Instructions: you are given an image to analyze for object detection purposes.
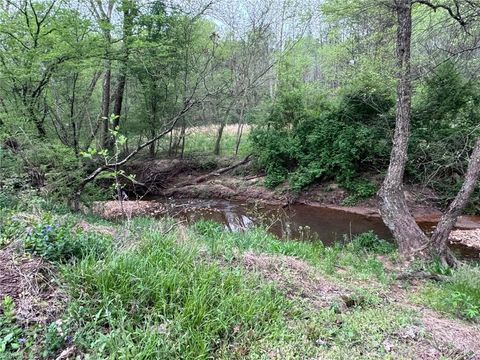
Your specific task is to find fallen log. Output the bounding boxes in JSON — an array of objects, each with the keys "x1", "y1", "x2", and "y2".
[{"x1": 174, "y1": 154, "x2": 252, "y2": 188}]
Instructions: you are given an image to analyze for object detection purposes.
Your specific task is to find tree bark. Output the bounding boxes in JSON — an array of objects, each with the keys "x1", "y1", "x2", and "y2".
[
  {"x1": 379, "y1": 0, "x2": 430, "y2": 259},
  {"x1": 110, "y1": 0, "x2": 135, "y2": 133},
  {"x1": 101, "y1": 66, "x2": 111, "y2": 148},
  {"x1": 112, "y1": 74, "x2": 126, "y2": 130},
  {"x1": 31, "y1": 107, "x2": 47, "y2": 138},
  {"x1": 214, "y1": 122, "x2": 225, "y2": 155},
  {"x1": 430, "y1": 139, "x2": 480, "y2": 265}
]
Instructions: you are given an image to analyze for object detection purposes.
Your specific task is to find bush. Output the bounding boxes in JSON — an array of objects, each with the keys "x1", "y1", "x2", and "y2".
[
  {"x1": 341, "y1": 180, "x2": 378, "y2": 205},
  {"x1": 351, "y1": 231, "x2": 395, "y2": 254},
  {"x1": 23, "y1": 213, "x2": 112, "y2": 263},
  {"x1": 250, "y1": 78, "x2": 393, "y2": 192},
  {"x1": 409, "y1": 61, "x2": 480, "y2": 210}
]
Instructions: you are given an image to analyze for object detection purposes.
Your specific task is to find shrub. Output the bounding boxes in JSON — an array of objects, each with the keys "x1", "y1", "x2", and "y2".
[
  {"x1": 23, "y1": 213, "x2": 112, "y2": 263},
  {"x1": 351, "y1": 231, "x2": 395, "y2": 254},
  {"x1": 250, "y1": 78, "x2": 393, "y2": 192},
  {"x1": 409, "y1": 61, "x2": 480, "y2": 209},
  {"x1": 341, "y1": 180, "x2": 378, "y2": 205}
]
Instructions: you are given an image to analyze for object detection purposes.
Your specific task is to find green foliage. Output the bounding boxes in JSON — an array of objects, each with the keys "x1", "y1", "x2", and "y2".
[
  {"x1": 410, "y1": 61, "x2": 480, "y2": 209},
  {"x1": 0, "y1": 295, "x2": 72, "y2": 359},
  {"x1": 251, "y1": 77, "x2": 393, "y2": 192},
  {"x1": 419, "y1": 266, "x2": 480, "y2": 322},
  {"x1": 64, "y1": 226, "x2": 290, "y2": 359},
  {"x1": 0, "y1": 296, "x2": 24, "y2": 355},
  {"x1": 23, "y1": 213, "x2": 112, "y2": 263},
  {"x1": 341, "y1": 180, "x2": 378, "y2": 205},
  {"x1": 192, "y1": 220, "x2": 393, "y2": 283},
  {"x1": 0, "y1": 146, "x2": 29, "y2": 210},
  {"x1": 350, "y1": 231, "x2": 395, "y2": 254}
]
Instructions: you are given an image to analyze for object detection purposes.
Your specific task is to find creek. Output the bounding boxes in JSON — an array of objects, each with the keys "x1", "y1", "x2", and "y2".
[{"x1": 151, "y1": 197, "x2": 480, "y2": 259}]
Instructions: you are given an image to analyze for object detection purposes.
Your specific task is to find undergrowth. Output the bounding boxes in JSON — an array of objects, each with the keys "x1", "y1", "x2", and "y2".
[
  {"x1": 418, "y1": 266, "x2": 480, "y2": 322},
  {"x1": 1, "y1": 206, "x2": 480, "y2": 358}
]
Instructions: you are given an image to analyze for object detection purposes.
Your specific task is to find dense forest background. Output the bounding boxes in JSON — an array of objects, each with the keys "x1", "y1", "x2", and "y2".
[{"x1": 0, "y1": 0, "x2": 479, "y2": 209}]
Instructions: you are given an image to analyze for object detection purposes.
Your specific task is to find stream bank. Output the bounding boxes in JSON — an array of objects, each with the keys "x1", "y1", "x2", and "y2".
[{"x1": 87, "y1": 158, "x2": 480, "y2": 258}]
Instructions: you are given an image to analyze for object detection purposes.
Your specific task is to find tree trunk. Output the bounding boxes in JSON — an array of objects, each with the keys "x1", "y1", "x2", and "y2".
[
  {"x1": 33, "y1": 112, "x2": 47, "y2": 138},
  {"x1": 168, "y1": 130, "x2": 173, "y2": 156},
  {"x1": 70, "y1": 73, "x2": 79, "y2": 157},
  {"x1": 235, "y1": 123, "x2": 244, "y2": 156},
  {"x1": 149, "y1": 128, "x2": 156, "y2": 157},
  {"x1": 234, "y1": 102, "x2": 246, "y2": 156},
  {"x1": 180, "y1": 121, "x2": 186, "y2": 159},
  {"x1": 110, "y1": 0, "x2": 134, "y2": 133},
  {"x1": 101, "y1": 66, "x2": 111, "y2": 148},
  {"x1": 214, "y1": 122, "x2": 225, "y2": 156},
  {"x1": 379, "y1": 0, "x2": 429, "y2": 259},
  {"x1": 430, "y1": 139, "x2": 480, "y2": 265},
  {"x1": 112, "y1": 74, "x2": 126, "y2": 130}
]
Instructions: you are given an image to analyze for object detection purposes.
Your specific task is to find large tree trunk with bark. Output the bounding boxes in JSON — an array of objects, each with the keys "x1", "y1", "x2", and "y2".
[
  {"x1": 379, "y1": 0, "x2": 430, "y2": 259},
  {"x1": 380, "y1": 0, "x2": 480, "y2": 265}
]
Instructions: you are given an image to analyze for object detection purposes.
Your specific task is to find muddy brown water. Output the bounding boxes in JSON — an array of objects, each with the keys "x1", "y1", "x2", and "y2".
[{"x1": 151, "y1": 198, "x2": 479, "y2": 259}]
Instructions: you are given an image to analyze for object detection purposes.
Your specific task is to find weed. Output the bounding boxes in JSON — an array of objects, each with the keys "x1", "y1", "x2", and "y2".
[
  {"x1": 23, "y1": 213, "x2": 113, "y2": 263},
  {"x1": 351, "y1": 231, "x2": 395, "y2": 254},
  {"x1": 418, "y1": 266, "x2": 480, "y2": 322},
  {"x1": 192, "y1": 221, "x2": 393, "y2": 283},
  {"x1": 0, "y1": 296, "x2": 23, "y2": 354}
]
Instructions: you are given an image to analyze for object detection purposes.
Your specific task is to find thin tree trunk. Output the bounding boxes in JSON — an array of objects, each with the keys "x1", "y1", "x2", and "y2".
[
  {"x1": 234, "y1": 102, "x2": 246, "y2": 156},
  {"x1": 31, "y1": 107, "x2": 47, "y2": 138},
  {"x1": 235, "y1": 123, "x2": 244, "y2": 156},
  {"x1": 101, "y1": 66, "x2": 111, "y2": 148},
  {"x1": 430, "y1": 139, "x2": 480, "y2": 265},
  {"x1": 112, "y1": 74, "x2": 126, "y2": 130},
  {"x1": 149, "y1": 128, "x2": 156, "y2": 157},
  {"x1": 110, "y1": 0, "x2": 134, "y2": 132},
  {"x1": 168, "y1": 131, "x2": 173, "y2": 156},
  {"x1": 70, "y1": 73, "x2": 79, "y2": 157},
  {"x1": 379, "y1": 0, "x2": 429, "y2": 259},
  {"x1": 180, "y1": 120, "x2": 186, "y2": 159},
  {"x1": 214, "y1": 122, "x2": 225, "y2": 156}
]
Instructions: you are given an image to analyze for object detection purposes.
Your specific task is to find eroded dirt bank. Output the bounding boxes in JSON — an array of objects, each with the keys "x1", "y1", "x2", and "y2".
[{"x1": 122, "y1": 158, "x2": 429, "y2": 207}]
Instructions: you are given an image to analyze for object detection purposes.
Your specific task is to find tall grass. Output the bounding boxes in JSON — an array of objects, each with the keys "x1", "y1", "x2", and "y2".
[
  {"x1": 5, "y1": 210, "x2": 479, "y2": 358},
  {"x1": 63, "y1": 224, "x2": 296, "y2": 358},
  {"x1": 192, "y1": 220, "x2": 394, "y2": 283},
  {"x1": 153, "y1": 125, "x2": 251, "y2": 158}
]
